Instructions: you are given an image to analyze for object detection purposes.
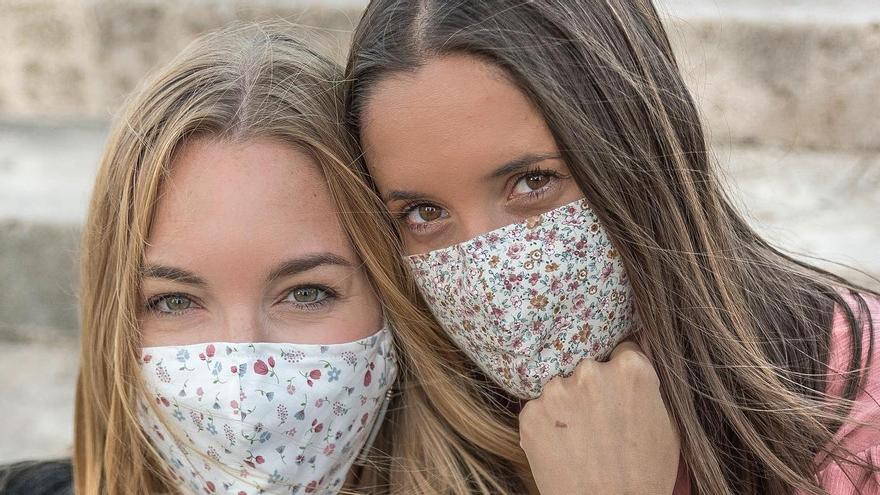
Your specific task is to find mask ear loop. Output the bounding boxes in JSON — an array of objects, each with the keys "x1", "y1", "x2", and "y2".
[{"x1": 355, "y1": 385, "x2": 395, "y2": 466}]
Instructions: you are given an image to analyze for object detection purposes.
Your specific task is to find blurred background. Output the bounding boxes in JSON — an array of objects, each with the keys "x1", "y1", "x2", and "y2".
[{"x1": 0, "y1": 0, "x2": 878, "y2": 464}]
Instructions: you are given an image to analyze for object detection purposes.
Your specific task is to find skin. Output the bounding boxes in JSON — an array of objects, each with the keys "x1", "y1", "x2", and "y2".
[
  {"x1": 140, "y1": 137, "x2": 383, "y2": 347},
  {"x1": 361, "y1": 54, "x2": 583, "y2": 255},
  {"x1": 361, "y1": 55, "x2": 680, "y2": 494}
]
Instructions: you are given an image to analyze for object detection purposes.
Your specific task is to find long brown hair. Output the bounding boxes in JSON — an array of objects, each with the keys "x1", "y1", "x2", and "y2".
[
  {"x1": 74, "y1": 21, "x2": 523, "y2": 494},
  {"x1": 343, "y1": 1, "x2": 878, "y2": 494}
]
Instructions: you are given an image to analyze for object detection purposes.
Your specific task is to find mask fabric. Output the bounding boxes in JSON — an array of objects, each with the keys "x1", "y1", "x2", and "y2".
[
  {"x1": 137, "y1": 326, "x2": 397, "y2": 495},
  {"x1": 406, "y1": 198, "x2": 636, "y2": 399}
]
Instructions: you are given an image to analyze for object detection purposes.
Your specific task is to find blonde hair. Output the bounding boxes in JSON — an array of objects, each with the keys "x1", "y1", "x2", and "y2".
[{"x1": 74, "y1": 22, "x2": 525, "y2": 494}]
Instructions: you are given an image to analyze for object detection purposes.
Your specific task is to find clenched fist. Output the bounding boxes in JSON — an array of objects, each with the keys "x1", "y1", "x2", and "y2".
[{"x1": 519, "y1": 341, "x2": 680, "y2": 495}]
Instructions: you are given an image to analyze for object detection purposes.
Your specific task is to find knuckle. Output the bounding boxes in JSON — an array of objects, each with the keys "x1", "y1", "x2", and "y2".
[
  {"x1": 542, "y1": 375, "x2": 566, "y2": 398},
  {"x1": 572, "y1": 362, "x2": 599, "y2": 391},
  {"x1": 615, "y1": 348, "x2": 648, "y2": 372},
  {"x1": 519, "y1": 400, "x2": 538, "y2": 425},
  {"x1": 573, "y1": 358, "x2": 599, "y2": 382}
]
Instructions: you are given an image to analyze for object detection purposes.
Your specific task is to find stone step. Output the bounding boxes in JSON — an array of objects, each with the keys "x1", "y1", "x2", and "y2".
[
  {"x1": 0, "y1": 0, "x2": 877, "y2": 150},
  {"x1": 0, "y1": 341, "x2": 78, "y2": 464}
]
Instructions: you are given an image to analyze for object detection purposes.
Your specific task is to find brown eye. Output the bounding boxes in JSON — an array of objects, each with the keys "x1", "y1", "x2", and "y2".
[
  {"x1": 404, "y1": 203, "x2": 449, "y2": 227},
  {"x1": 514, "y1": 173, "x2": 552, "y2": 194},
  {"x1": 526, "y1": 174, "x2": 551, "y2": 190},
  {"x1": 418, "y1": 205, "x2": 443, "y2": 222}
]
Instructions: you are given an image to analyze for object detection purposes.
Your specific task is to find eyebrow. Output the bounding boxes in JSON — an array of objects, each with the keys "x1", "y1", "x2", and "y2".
[
  {"x1": 486, "y1": 153, "x2": 562, "y2": 180},
  {"x1": 142, "y1": 253, "x2": 352, "y2": 288},
  {"x1": 382, "y1": 153, "x2": 562, "y2": 203},
  {"x1": 142, "y1": 265, "x2": 207, "y2": 287},
  {"x1": 265, "y1": 253, "x2": 353, "y2": 283}
]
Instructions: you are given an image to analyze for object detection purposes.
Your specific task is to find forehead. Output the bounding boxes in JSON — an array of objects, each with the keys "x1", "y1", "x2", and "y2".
[
  {"x1": 146, "y1": 137, "x2": 351, "y2": 265},
  {"x1": 360, "y1": 54, "x2": 555, "y2": 181}
]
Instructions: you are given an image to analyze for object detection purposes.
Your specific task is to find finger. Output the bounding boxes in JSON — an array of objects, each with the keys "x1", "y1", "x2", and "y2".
[
  {"x1": 609, "y1": 339, "x2": 661, "y2": 388},
  {"x1": 608, "y1": 339, "x2": 646, "y2": 361}
]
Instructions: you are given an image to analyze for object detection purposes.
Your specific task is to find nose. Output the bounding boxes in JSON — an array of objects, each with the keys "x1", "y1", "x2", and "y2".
[
  {"x1": 457, "y1": 207, "x2": 519, "y2": 244},
  {"x1": 220, "y1": 304, "x2": 268, "y2": 343}
]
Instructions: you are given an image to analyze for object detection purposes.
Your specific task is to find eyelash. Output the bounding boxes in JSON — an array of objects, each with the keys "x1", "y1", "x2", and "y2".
[
  {"x1": 395, "y1": 167, "x2": 562, "y2": 230},
  {"x1": 146, "y1": 293, "x2": 199, "y2": 318},
  {"x1": 281, "y1": 285, "x2": 338, "y2": 312},
  {"x1": 145, "y1": 285, "x2": 339, "y2": 317},
  {"x1": 510, "y1": 167, "x2": 561, "y2": 201}
]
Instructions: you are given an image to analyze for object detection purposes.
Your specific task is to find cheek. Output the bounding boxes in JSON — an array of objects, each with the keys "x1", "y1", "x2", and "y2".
[
  {"x1": 139, "y1": 316, "x2": 215, "y2": 347},
  {"x1": 560, "y1": 176, "x2": 586, "y2": 203},
  {"x1": 339, "y1": 280, "x2": 384, "y2": 339}
]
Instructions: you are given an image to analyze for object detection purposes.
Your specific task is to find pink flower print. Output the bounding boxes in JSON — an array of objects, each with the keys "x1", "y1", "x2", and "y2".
[
  {"x1": 324, "y1": 443, "x2": 336, "y2": 455},
  {"x1": 528, "y1": 272, "x2": 540, "y2": 286},
  {"x1": 206, "y1": 344, "x2": 215, "y2": 358},
  {"x1": 364, "y1": 362, "x2": 375, "y2": 387},
  {"x1": 305, "y1": 481, "x2": 318, "y2": 493},
  {"x1": 305, "y1": 369, "x2": 321, "y2": 387},
  {"x1": 230, "y1": 365, "x2": 237, "y2": 374},
  {"x1": 311, "y1": 419, "x2": 324, "y2": 433},
  {"x1": 254, "y1": 360, "x2": 269, "y2": 375},
  {"x1": 506, "y1": 243, "x2": 524, "y2": 259},
  {"x1": 268, "y1": 356, "x2": 275, "y2": 368},
  {"x1": 196, "y1": 387, "x2": 204, "y2": 398},
  {"x1": 315, "y1": 398, "x2": 324, "y2": 408},
  {"x1": 159, "y1": 396, "x2": 170, "y2": 407},
  {"x1": 561, "y1": 351, "x2": 574, "y2": 366},
  {"x1": 286, "y1": 383, "x2": 296, "y2": 395},
  {"x1": 142, "y1": 354, "x2": 152, "y2": 363},
  {"x1": 204, "y1": 480, "x2": 216, "y2": 493}
]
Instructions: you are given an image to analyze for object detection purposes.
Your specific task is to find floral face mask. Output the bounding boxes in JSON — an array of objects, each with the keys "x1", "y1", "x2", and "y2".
[
  {"x1": 406, "y1": 198, "x2": 636, "y2": 399},
  {"x1": 137, "y1": 326, "x2": 397, "y2": 495}
]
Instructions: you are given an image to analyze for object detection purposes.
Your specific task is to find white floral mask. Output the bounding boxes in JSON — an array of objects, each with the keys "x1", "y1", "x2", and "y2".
[
  {"x1": 137, "y1": 326, "x2": 397, "y2": 495},
  {"x1": 406, "y1": 199, "x2": 636, "y2": 399}
]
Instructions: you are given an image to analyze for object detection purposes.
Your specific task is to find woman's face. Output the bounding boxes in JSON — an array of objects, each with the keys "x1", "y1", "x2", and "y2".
[
  {"x1": 140, "y1": 137, "x2": 382, "y2": 347},
  {"x1": 360, "y1": 54, "x2": 583, "y2": 255}
]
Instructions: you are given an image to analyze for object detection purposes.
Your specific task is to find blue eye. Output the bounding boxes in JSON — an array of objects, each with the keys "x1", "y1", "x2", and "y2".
[
  {"x1": 286, "y1": 287, "x2": 328, "y2": 303},
  {"x1": 148, "y1": 294, "x2": 196, "y2": 315},
  {"x1": 282, "y1": 286, "x2": 336, "y2": 311}
]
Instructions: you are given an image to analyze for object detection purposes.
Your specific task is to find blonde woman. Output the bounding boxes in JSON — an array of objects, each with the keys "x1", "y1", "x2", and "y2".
[
  {"x1": 0, "y1": 24, "x2": 531, "y2": 494},
  {"x1": 343, "y1": 0, "x2": 880, "y2": 494}
]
